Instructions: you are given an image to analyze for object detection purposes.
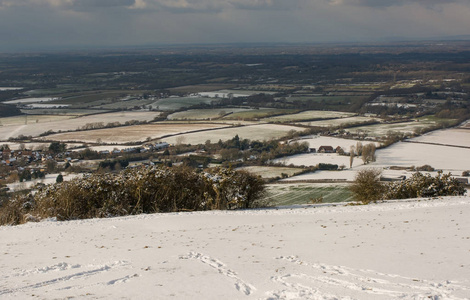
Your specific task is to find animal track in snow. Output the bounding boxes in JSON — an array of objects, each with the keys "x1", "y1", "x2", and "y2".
[
  {"x1": 1, "y1": 262, "x2": 81, "y2": 280},
  {"x1": 106, "y1": 273, "x2": 140, "y2": 285},
  {"x1": 179, "y1": 251, "x2": 256, "y2": 295},
  {"x1": 267, "y1": 255, "x2": 470, "y2": 299},
  {"x1": 0, "y1": 261, "x2": 130, "y2": 296}
]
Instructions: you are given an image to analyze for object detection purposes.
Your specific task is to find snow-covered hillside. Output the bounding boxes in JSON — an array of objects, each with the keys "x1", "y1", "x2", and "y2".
[{"x1": 1, "y1": 197, "x2": 470, "y2": 299}]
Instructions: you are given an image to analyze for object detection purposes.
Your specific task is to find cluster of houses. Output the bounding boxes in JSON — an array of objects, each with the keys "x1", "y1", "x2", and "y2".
[
  {"x1": 1, "y1": 142, "x2": 171, "y2": 168},
  {"x1": 98, "y1": 142, "x2": 170, "y2": 156},
  {"x1": 309, "y1": 145, "x2": 345, "y2": 154},
  {"x1": 1, "y1": 148, "x2": 48, "y2": 166},
  {"x1": 0, "y1": 141, "x2": 173, "y2": 183}
]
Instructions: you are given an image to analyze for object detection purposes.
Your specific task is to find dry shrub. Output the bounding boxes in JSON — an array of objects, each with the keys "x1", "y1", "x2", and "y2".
[
  {"x1": 350, "y1": 169, "x2": 466, "y2": 204},
  {"x1": 350, "y1": 168, "x2": 384, "y2": 204},
  {"x1": 383, "y1": 171, "x2": 466, "y2": 200},
  {"x1": 1, "y1": 166, "x2": 266, "y2": 225},
  {"x1": 0, "y1": 195, "x2": 34, "y2": 226}
]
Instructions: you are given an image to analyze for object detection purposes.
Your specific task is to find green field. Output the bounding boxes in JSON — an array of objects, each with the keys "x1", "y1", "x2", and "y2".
[
  {"x1": 242, "y1": 84, "x2": 298, "y2": 91},
  {"x1": 151, "y1": 97, "x2": 217, "y2": 111},
  {"x1": 280, "y1": 95, "x2": 369, "y2": 111},
  {"x1": 94, "y1": 99, "x2": 154, "y2": 110},
  {"x1": 170, "y1": 108, "x2": 300, "y2": 121},
  {"x1": 167, "y1": 84, "x2": 238, "y2": 94},
  {"x1": 295, "y1": 116, "x2": 378, "y2": 127},
  {"x1": 416, "y1": 115, "x2": 458, "y2": 124},
  {"x1": 265, "y1": 183, "x2": 354, "y2": 206},
  {"x1": 323, "y1": 84, "x2": 386, "y2": 91},
  {"x1": 285, "y1": 95, "x2": 368, "y2": 103},
  {"x1": 224, "y1": 108, "x2": 298, "y2": 120},
  {"x1": 21, "y1": 109, "x2": 110, "y2": 116},
  {"x1": 24, "y1": 84, "x2": 92, "y2": 96},
  {"x1": 0, "y1": 114, "x2": 73, "y2": 126},
  {"x1": 168, "y1": 108, "x2": 252, "y2": 120},
  {"x1": 52, "y1": 90, "x2": 150, "y2": 107},
  {"x1": 264, "y1": 110, "x2": 355, "y2": 123},
  {"x1": 349, "y1": 116, "x2": 458, "y2": 137}
]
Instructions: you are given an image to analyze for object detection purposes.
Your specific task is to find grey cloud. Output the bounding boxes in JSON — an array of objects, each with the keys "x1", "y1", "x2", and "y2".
[
  {"x1": 0, "y1": 0, "x2": 302, "y2": 12},
  {"x1": 68, "y1": 0, "x2": 136, "y2": 8},
  {"x1": 228, "y1": 0, "x2": 274, "y2": 10},
  {"x1": 1, "y1": 0, "x2": 470, "y2": 52},
  {"x1": 135, "y1": 0, "x2": 303, "y2": 13},
  {"x1": 229, "y1": 0, "x2": 303, "y2": 11},
  {"x1": 328, "y1": 0, "x2": 467, "y2": 8},
  {"x1": 0, "y1": 0, "x2": 136, "y2": 9},
  {"x1": 151, "y1": 0, "x2": 224, "y2": 13}
]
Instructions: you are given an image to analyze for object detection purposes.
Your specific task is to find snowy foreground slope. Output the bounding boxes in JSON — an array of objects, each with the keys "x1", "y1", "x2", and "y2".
[{"x1": 1, "y1": 197, "x2": 470, "y2": 299}]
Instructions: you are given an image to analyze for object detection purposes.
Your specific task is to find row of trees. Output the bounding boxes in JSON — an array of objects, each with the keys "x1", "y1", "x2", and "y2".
[{"x1": 349, "y1": 142, "x2": 377, "y2": 168}]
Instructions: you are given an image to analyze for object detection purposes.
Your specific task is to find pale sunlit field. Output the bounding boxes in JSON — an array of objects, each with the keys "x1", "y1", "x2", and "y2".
[
  {"x1": 40, "y1": 123, "x2": 230, "y2": 144},
  {"x1": 0, "y1": 111, "x2": 161, "y2": 140},
  {"x1": 163, "y1": 124, "x2": 305, "y2": 145}
]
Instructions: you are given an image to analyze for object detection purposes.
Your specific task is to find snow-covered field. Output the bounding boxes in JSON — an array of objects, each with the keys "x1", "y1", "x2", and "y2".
[
  {"x1": 41, "y1": 123, "x2": 229, "y2": 144},
  {"x1": 347, "y1": 121, "x2": 437, "y2": 137},
  {"x1": 279, "y1": 130, "x2": 470, "y2": 181},
  {"x1": 281, "y1": 168, "x2": 439, "y2": 182},
  {"x1": 164, "y1": 124, "x2": 304, "y2": 145},
  {"x1": 26, "y1": 104, "x2": 70, "y2": 108},
  {"x1": 236, "y1": 166, "x2": 304, "y2": 179},
  {"x1": 6, "y1": 173, "x2": 82, "y2": 192},
  {"x1": 412, "y1": 128, "x2": 470, "y2": 148},
  {"x1": 0, "y1": 87, "x2": 22, "y2": 91},
  {"x1": 198, "y1": 90, "x2": 275, "y2": 98},
  {"x1": 274, "y1": 153, "x2": 362, "y2": 168},
  {"x1": 293, "y1": 136, "x2": 380, "y2": 150},
  {"x1": 273, "y1": 136, "x2": 380, "y2": 168},
  {"x1": 374, "y1": 141, "x2": 470, "y2": 172},
  {"x1": 3, "y1": 97, "x2": 58, "y2": 104},
  {"x1": 1, "y1": 197, "x2": 469, "y2": 299},
  {"x1": 0, "y1": 111, "x2": 161, "y2": 140},
  {"x1": 281, "y1": 142, "x2": 470, "y2": 181}
]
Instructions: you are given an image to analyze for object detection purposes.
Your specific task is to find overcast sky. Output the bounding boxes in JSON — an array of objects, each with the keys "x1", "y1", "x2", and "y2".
[{"x1": 1, "y1": 0, "x2": 469, "y2": 52}]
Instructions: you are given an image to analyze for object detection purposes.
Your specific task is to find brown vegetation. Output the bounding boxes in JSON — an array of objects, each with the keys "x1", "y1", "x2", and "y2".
[{"x1": 0, "y1": 166, "x2": 266, "y2": 226}]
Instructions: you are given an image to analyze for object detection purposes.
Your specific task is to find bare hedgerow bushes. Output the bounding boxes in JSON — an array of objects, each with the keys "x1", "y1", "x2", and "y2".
[
  {"x1": 383, "y1": 171, "x2": 466, "y2": 200},
  {"x1": 0, "y1": 166, "x2": 266, "y2": 225},
  {"x1": 350, "y1": 169, "x2": 467, "y2": 204},
  {"x1": 350, "y1": 168, "x2": 384, "y2": 204},
  {"x1": 0, "y1": 195, "x2": 33, "y2": 225}
]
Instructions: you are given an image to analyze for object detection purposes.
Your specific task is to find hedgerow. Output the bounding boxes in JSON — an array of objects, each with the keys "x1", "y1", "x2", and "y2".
[
  {"x1": 0, "y1": 166, "x2": 266, "y2": 225},
  {"x1": 350, "y1": 169, "x2": 466, "y2": 204},
  {"x1": 383, "y1": 171, "x2": 466, "y2": 200}
]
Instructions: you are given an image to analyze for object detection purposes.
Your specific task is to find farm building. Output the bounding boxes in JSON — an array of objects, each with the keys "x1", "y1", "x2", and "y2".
[
  {"x1": 318, "y1": 146, "x2": 334, "y2": 153},
  {"x1": 154, "y1": 142, "x2": 170, "y2": 150}
]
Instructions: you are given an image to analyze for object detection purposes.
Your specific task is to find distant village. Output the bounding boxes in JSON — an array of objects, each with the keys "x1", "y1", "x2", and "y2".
[{"x1": 0, "y1": 142, "x2": 171, "y2": 186}]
